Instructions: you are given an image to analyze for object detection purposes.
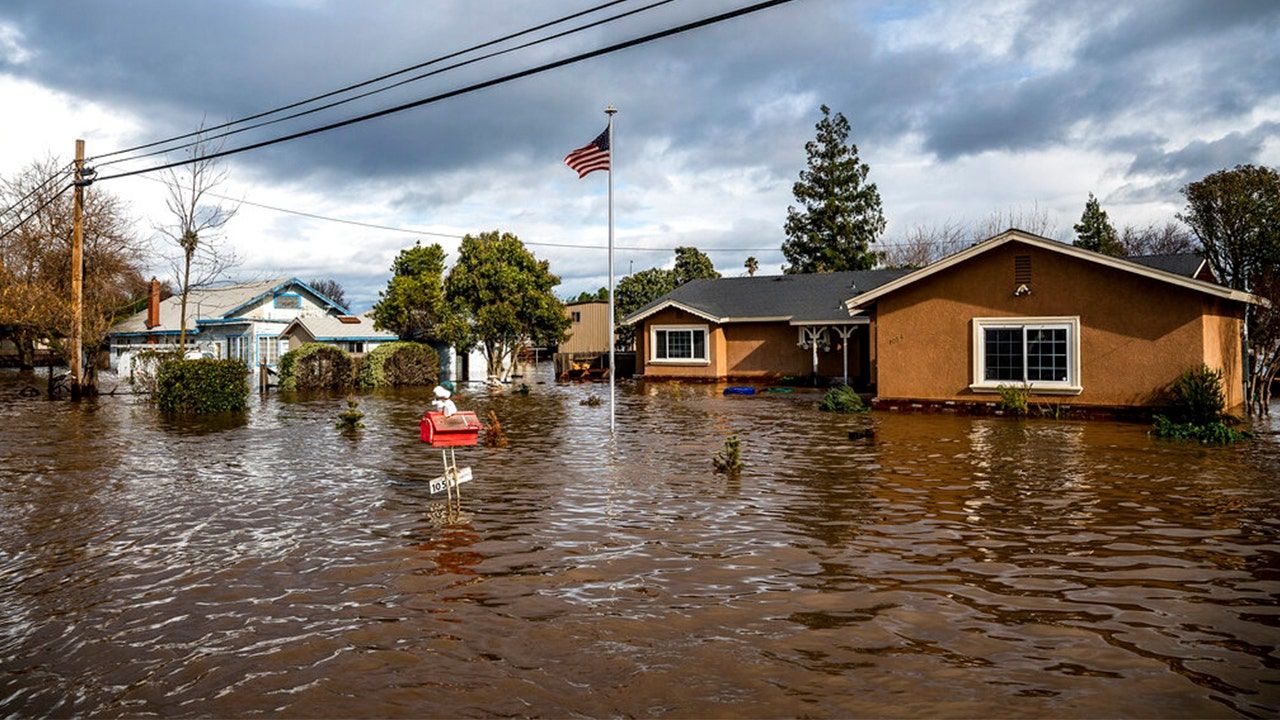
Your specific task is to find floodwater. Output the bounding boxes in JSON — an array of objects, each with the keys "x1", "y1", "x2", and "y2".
[{"x1": 1, "y1": 368, "x2": 1278, "y2": 718}]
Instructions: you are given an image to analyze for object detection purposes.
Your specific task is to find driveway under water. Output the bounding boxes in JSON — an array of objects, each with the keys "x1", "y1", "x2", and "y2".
[{"x1": 1, "y1": 369, "x2": 1278, "y2": 717}]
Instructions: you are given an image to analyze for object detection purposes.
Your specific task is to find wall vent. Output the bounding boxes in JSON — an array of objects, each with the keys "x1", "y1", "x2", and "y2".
[{"x1": 1014, "y1": 255, "x2": 1032, "y2": 285}]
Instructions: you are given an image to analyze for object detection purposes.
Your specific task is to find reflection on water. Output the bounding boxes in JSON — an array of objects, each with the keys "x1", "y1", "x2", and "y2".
[{"x1": 1, "y1": 370, "x2": 1278, "y2": 717}]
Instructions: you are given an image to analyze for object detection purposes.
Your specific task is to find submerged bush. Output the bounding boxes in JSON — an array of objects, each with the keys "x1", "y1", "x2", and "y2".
[
  {"x1": 155, "y1": 358, "x2": 249, "y2": 414},
  {"x1": 1169, "y1": 364, "x2": 1226, "y2": 425},
  {"x1": 1151, "y1": 415, "x2": 1249, "y2": 444},
  {"x1": 996, "y1": 384, "x2": 1030, "y2": 416},
  {"x1": 278, "y1": 343, "x2": 354, "y2": 391},
  {"x1": 818, "y1": 384, "x2": 868, "y2": 413},
  {"x1": 357, "y1": 342, "x2": 440, "y2": 388},
  {"x1": 712, "y1": 435, "x2": 743, "y2": 475},
  {"x1": 335, "y1": 396, "x2": 365, "y2": 430}
]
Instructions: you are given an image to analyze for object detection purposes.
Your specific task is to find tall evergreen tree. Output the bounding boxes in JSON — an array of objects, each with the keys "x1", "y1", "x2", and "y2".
[
  {"x1": 782, "y1": 105, "x2": 885, "y2": 273},
  {"x1": 1072, "y1": 193, "x2": 1123, "y2": 256}
]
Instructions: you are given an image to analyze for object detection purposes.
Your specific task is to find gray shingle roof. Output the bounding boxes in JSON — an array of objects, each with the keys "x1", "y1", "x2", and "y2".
[
  {"x1": 288, "y1": 313, "x2": 397, "y2": 341},
  {"x1": 1128, "y1": 253, "x2": 1207, "y2": 279},
  {"x1": 623, "y1": 269, "x2": 912, "y2": 325},
  {"x1": 111, "y1": 277, "x2": 290, "y2": 334}
]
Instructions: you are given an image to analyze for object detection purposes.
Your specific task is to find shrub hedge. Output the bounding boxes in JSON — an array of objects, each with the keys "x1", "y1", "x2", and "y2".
[
  {"x1": 357, "y1": 341, "x2": 440, "y2": 388},
  {"x1": 155, "y1": 358, "x2": 249, "y2": 414},
  {"x1": 818, "y1": 384, "x2": 868, "y2": 413},
  {"x1": 278, "y1": 343, "x2": 354, "y2": 391}
]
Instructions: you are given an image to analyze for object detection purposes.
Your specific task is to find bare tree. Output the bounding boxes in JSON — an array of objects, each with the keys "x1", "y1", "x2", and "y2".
[
  {"x1": 308, "y1": 277, "x2": 348, "y2": 310},
  {"x1": 0, "y1": 157, "x2": 143, "y2": 386},
  {"x1": 970, "y1": 202, "x2": 1058, "y2": 243},
  {"x1": 1119, "y1": 221, "x2": 1197, "y2": 256},
  {"x1": 880, "y1": 221, "x2": 968, "y2": 268},
  {"x1": 155, "y1": 130, "x2": 239, "y2": 351}
]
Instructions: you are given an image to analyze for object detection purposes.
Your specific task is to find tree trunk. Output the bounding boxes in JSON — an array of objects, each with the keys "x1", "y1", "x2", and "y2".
[
  {"x1": 178, "y1": 248, "x2": 193, "y2": 352},
  {"x1": 15, "y1": 331, "x2": 35, "y2": 372}
]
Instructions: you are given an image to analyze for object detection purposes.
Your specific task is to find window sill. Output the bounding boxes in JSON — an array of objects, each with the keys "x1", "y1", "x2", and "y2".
[
  {"x1": 648, "y1": 358, "x2": 711, "y2": 366},
  {"x1": 969, "y1": 383, "x2": 1082, "y2": 396}
]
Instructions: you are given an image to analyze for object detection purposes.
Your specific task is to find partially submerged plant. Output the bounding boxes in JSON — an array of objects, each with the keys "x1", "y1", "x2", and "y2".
[
  {"x1": 580, "y1": 395, "x2": 603, "y2": 406},
  {"x1": 712, "y1": 435, "x2": 744, "y2": 475},
  {"x1": 818, "y1": 384, "x2": 868, "y2": 413},
  {"x1": 335, "y1": 396, "x2": 365, "y2": 430},
  {"x1": 1151, "y1": 414, "x2": 1249, "y2": 444},
  {"x1": 483, "y1": 410, "x2": 509, "y2": 448},
  {"x1": 996, "y1": 384, "x2": 1030, "y2": 416},
  {"x1": 514, "y1": 383, "x2": 531, "y2": 396}
]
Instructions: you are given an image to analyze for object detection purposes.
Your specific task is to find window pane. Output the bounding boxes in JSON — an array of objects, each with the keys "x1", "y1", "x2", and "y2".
[
  {"x1": 1026, "y1": 327, "x2": 1068, "y2": 382},
  {"x1": 983, "y1": 327, "x2": 1023, "y2": 381},
  {"x1": 655, "y1": 330, "x2": 668, "y2": 359},
  {"x1": 668, "y1": 330, "x2": 692, "y2": 358},
  {"x1": 692, "y1": 329, "x2": 705, "y2": 359}
]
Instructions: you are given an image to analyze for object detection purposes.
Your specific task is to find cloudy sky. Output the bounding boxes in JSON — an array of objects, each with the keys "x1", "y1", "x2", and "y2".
[{"x1": 1, "y1": 0, "x2": 1277, "y2": 310}]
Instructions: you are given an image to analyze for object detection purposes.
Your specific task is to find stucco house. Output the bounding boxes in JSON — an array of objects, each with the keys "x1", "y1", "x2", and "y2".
[
  {"x1": 279, "y1": 312, "x2": 397, "y2": 354},
  {"x1": 108, "y1": 277, "x2": 349, "y2": 375},
  {"x1": 623, "y1": 229, "x2": 1257, "y2": 413}
]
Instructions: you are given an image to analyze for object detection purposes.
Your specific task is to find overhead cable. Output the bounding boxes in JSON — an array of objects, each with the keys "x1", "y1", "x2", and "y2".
[
  {"x1": 94, "y1": 0, "x2": 795, "y2": 183},
  {"x1": 88, "y1": 0, "x2": 634, "y2": 162}
]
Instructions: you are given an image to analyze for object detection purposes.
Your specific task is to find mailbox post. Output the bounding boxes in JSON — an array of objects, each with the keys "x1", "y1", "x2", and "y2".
[{"x1": 420, "y1": 410, "x2": 482, "y2": 503}]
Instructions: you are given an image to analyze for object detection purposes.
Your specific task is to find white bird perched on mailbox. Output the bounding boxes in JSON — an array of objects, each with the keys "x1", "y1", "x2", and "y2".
[{"x1": 432, "y1": 385, "x2": 457, "y2": 417}]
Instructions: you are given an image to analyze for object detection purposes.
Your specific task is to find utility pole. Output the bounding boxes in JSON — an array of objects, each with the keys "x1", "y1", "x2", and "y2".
[{"x1": 70, "y1": 139, "x2": 85, "y2": 400}]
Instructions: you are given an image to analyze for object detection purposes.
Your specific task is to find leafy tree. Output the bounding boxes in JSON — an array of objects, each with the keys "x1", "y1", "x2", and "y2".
[
  {"x1": 782, "y1": 105, "x2": 885, "y2": 273},
  {"x1": 308, "y1": 278, "x2": 348, "y2": 310},
  {"x1": 614, "y1": 267, "x2": 677, "y2": 348},
  {"x1": 1072, "y1": 193, "x2": 1123, "y2": 256},
  {"x1": 1179, "y1": 164, "x2": 1280, "y2": 415},
  {"x1": 571, "y1": 287, "x2": 608, "y2": 303},
  {"x1": 673, "y1": 246, "x2": 719, "y2": 285},
  {"x1": 370, "y1": 242, "x2": 453, "y2": 340},
  {"x1": 444, "y1": 230, "x2": 570, "y2": 381},
  {"x1": 744, "y1": 256, "x2": 758, "y2": 276}
]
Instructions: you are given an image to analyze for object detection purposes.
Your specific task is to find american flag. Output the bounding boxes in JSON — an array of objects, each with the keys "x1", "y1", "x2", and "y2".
[{"x1": 563, "y1": 127, "x2": 610, "y2": 178}]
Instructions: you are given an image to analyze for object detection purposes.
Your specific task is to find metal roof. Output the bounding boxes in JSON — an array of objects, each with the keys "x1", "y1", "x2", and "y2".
[
  {"x1": 622, "y1": 268, "x2": 911, "y2": 325},
  {"x1": 282, "y1": 313, "x2": 397, "y2": 341}
]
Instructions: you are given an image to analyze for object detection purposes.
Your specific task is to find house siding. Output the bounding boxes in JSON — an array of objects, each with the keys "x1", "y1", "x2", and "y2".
[
  {"x1": 561, "y1": 301, "x2": 611, "y2": 354},
  {"x1": 872, "y1": 241, "x2": 1246, "y2": 410}
]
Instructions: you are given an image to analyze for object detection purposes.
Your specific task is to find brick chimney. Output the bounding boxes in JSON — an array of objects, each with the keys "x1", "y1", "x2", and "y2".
[{"x1": 146, "y1": 277, "x2": 161, "y2": 329}]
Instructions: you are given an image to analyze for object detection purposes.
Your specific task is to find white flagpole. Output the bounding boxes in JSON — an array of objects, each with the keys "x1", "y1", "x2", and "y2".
[{"x1": 606, "y1": 104, "x2": 617, "y2": 434}]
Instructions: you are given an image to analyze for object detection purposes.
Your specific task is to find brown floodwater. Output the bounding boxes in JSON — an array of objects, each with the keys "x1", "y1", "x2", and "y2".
[{"x1": 1, "y1": 368, "x2": 1278, "y2": 718}]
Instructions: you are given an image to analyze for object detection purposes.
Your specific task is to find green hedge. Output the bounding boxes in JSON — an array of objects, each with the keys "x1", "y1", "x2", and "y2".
[
  {"x1": 278, "y1": 343, "x2": 353, "y2": 391},
  {"x1": 155, "y1": 358, "x2": 249, "y2": 414},
  {"x1": 818, "y1": 384, "x2": 868, "y2": 413},
  {"x1": 357, "y1": 341, "x2": 440, "y2": 388}
]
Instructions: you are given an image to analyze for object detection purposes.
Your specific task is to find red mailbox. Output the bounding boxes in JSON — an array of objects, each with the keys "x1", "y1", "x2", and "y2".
[{"x1": 420, "y1": 411, "x2": 482, "y2": 447}]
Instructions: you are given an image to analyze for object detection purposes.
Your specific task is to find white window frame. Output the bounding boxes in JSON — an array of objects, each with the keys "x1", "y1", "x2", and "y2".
[
  {"x1": 970, "y1": 316, "x2": 1082, "y2": 395},
  {"x1": 648, "y1": 324, "x2": 710, "y2": 365}
]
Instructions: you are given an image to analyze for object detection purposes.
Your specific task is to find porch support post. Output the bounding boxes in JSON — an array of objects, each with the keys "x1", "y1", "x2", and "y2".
[{"x1": 834, "y1": 325, "x2": 857, "y2": 385}]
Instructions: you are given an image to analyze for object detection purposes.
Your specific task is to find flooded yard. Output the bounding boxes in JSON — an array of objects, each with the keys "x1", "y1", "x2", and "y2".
[{"x1": 1, "y1": 369, "x2": 1278, "y2": 717}]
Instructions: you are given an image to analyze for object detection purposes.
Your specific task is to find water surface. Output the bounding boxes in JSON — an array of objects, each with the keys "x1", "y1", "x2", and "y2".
[{"x1": 1, "y1": 370, "x2": 1278, "y2": 717}]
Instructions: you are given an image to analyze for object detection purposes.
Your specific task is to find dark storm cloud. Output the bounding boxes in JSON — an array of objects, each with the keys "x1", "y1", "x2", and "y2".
[
  {"x1": 923, "y1": 0, "x2": 1280, "y2": 160},
  {"x1": 2, "y1": 0, "x2": 1277, "y2": 205}
]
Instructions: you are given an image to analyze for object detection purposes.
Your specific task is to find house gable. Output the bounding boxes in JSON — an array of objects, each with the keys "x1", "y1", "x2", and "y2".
[{"x1": 845, "y1": 229, "x2": 1257, "y2": 312}]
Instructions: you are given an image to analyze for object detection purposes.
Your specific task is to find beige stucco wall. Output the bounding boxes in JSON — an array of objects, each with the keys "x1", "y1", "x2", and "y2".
[
  {"x1": 872, "y1": 241, "x2": 1247, "y2": 410},
  {"x1": 637, "y1": 309, "x2": 866, "y2": 380},
  {"x1": 282, "y1": 325, "x2": 316, "y2": 351},
  {"x1": 1201, "y1": 299, "x2": 1245, "y2": 409}
]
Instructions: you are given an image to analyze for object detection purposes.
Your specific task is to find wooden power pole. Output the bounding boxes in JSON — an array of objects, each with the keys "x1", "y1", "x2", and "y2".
[{"x1": 70, "y1": 139, "x2": 85, "y2": 400}]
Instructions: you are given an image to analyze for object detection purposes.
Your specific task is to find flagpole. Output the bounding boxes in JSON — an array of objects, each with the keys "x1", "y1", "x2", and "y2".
[{"x1": 606, "y1": 104, "x2": 617, "y2": 434}]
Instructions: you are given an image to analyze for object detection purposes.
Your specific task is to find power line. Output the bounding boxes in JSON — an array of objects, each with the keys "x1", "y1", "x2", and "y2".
[
  {"x1": 94, "y1": 0, "x2": 795, "y2": 183},
  {"x1": 88, "y1": 0, "x2": 633, "y2": 162},
  {"x1": 0, "y1": 183, "x2": 73, "y2": 243},
  {"x1": 126, "y1": 171, "x2": 777, "y2": 252},
  {"x1": 96, "y1": 0, "x2": 679, "y2": 170},
  {"x1": 0, "y1": 163, "x2": 73, "y2": 221}
]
